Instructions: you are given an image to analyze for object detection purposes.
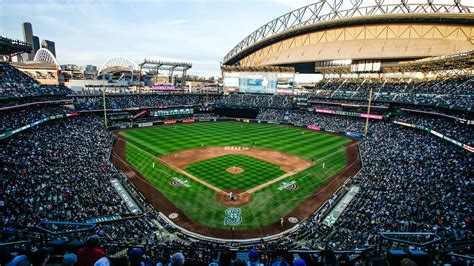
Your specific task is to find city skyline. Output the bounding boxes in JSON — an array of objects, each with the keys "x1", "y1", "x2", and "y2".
[{"x1": 1, "y1": 0, "x2": 313, "y2": 77}]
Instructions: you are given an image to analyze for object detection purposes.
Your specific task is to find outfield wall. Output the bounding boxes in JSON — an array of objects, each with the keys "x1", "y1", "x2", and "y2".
[{"x1": 108, "y1": 117, "x2": 364, "y2": 139}]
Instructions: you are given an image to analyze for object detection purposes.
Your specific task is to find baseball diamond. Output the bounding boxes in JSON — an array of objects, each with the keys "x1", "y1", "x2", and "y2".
[{"x1": 112, "y1": 121, "x2": 360, "y2": 238}]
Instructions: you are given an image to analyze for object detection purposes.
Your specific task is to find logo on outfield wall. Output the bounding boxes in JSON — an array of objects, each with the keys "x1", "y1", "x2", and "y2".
[
  {"x1": 278, "y1": 181, "x2": 298, "y2": 190},
  {"x1": 224, "y1": 208, "x2": 243, "y2": 225},
  {"x1": 224, "y1": 146, "x2": 249, "y2": 151},
  {"x1": 170, "y1": 178, "x2": 191, "y2": 187}
]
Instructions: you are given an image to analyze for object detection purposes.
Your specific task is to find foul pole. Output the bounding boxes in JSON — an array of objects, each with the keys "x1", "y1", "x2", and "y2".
[
  {"x1": 364, "y1": 86, "x2": 373, "y2": 136},
  {"x1": 102, "y1": 86, "x2": 108, "y2": 128}
]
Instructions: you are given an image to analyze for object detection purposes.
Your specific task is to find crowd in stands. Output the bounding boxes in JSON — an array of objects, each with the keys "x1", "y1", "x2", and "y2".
[
  {"x1": 73, "y1": 94, "x2": 293, "y2": 111},
  {"x1": 326, "y1": 121, "x2": 472, "y2": 247},
  {"x1": 0, "y1": 64, "x2": 71, "y2": 98},
  {"x1": 310, "y1": 77, "x2": 474, "y2": 110},
  {"x1": 73, "y1": 94, "x2": 220, "y2": 111},
  {"x1": 395, "y1": 115, "x2": 473, "y2": 146},
  {"x1": 257, "y1": 109, "x2": 369, "y2": 133},
  {"x1": 257, "y1": 108, "x2": 473, "y2": 248},
  {"x1": 0, "y1": 105, "x2": 71, "y2": 133},
  {"x1": 0, "y1": 63, "x2": 473, "y2": 264},
  {"x1": 218, "y1": 94, "x2": 292, "y2": 109}
]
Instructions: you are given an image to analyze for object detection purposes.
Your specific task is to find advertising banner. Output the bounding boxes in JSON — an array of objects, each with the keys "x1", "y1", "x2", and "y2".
[
  {"x1": 164, "y1": 120, "x2": 176, "y2": 125},
  {"x1": 138, "y1": 122, "x2": 153, "y2": 128},
  {"x1": 182, "y1": 118, "x2": 195, "y2": 123},
  {"x1": 152, "y1": 85, "x2": 176, "y2": 91},
  {"x1": 307, "y1": 125, "x2": 321, "y2": 131},
  {"x1": 360, "y1": 113, "x2": 383, "y2": 120},
  {"x1": 315, "y1": 108, "x2": 333, "y2": 114}
]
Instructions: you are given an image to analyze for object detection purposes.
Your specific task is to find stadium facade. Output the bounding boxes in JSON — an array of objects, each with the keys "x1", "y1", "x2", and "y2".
[{"x1": 222, "y1": 0, "x2": 474, "y2": 74}]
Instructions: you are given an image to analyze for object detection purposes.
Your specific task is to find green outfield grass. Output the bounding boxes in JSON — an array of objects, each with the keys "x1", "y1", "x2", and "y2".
[
  {"x1": 185, "y1": 154, "x2": 285, "y2": 190},
  {"x1": 120, "y1": 122, "x2": 352, "y2": 230}
]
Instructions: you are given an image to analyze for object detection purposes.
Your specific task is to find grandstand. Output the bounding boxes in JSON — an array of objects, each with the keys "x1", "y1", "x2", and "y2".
[{"x1": 1, "y1": 1, "x2": 473, "y2": 265}]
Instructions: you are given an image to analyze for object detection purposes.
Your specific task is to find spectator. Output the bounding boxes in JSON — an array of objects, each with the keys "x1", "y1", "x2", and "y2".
[
  {"x1": 77, "y1": 235, "x2": 106, "y2": 266},
  {"x1": 62, "y1": 253, "x2": 78, "y2": 266},
  {"x1": 293, "y1": 258, "x2": 306, "y2": 266},
  {"x1": 247, "y1": 249, "x2": 261, "y2": 266},
  {"x1": 170, "y1": 252, "x2": 185, "y2": 266}
]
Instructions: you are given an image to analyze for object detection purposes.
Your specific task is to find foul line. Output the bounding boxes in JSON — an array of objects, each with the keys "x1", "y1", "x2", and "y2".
[
  {"x1": 157, "y1": 157, "x2": 225, "y2": 194},
  {"x1": 243, "y1": 165, "x2": 312, "y2": 195},
  {"x1": 240, "y1": 141, "x2": 359, "y2": 196},
  {"x1": 115, "y1": 135, "x2": 225, "y2": 194}
]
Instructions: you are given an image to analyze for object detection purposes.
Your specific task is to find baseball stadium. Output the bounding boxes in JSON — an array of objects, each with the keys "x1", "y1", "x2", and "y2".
[{"x1": 1, "y1": 0, "x2": 473, "y2": 265}]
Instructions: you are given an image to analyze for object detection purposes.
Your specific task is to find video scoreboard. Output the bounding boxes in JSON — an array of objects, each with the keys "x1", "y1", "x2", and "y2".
[{"x1": 223, "y1": 72, "x2": 295, "y2": 94}]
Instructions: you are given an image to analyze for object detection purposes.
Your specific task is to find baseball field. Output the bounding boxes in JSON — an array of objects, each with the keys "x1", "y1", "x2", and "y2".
[{"x1": 114, "y1": 121, "x2": 357, "y2": 237}]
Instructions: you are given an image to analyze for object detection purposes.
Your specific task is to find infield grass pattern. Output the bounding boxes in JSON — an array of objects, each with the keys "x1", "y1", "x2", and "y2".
[
  {"x1": 121, "y1": 122, "x2": 351, "y2": 230},
  {"x1": 185, "y1": 154, "x2": 285, "y2": 190}
]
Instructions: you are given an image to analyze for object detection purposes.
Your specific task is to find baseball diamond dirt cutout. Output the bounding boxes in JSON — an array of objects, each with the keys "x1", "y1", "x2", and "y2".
[{"x1": 111, "y1": 131, "x2": 361, "y2": 239}]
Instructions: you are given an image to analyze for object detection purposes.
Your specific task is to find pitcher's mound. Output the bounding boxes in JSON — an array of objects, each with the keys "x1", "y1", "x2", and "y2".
[
  {"x1": 226, "y1": 167, "x2": 244, "y2": 174},
  {"x1": 216, "y1": 190, "x2": 253, "y2": 207}
]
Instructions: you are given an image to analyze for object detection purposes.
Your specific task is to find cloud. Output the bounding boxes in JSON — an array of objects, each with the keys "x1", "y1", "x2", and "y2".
[
  {"x1": 272, "y1": 0, "x2": 311, "y2": 10},
  {"x1": 165, "y1": 19, "x2": 189, "y2": 26}
]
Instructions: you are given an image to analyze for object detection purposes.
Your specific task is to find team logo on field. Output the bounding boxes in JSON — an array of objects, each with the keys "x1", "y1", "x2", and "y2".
[
  {"x1": 170, "y1": 178, "x2": 191, "y2": 187},
  {"x1": 278, "y1": 181, "x2": 298, "y2": 190},
  {"x1": 224, "y1": 208, "x2": 243, "y2": 225},
  {"x1": 224, "y1": 146, "x2": 249, "y2": 151}
]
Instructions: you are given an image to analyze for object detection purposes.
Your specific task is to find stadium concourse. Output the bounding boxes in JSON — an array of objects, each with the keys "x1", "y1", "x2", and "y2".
[{"x1": 0, "y1": 61, "x2": 473, "y2": 265}]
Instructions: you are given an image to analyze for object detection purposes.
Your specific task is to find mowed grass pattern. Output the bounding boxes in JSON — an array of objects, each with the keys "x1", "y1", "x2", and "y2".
[
  {"x1": 185, "y1": 154, "x2": 285, "y2": 190},
  {"x1": 121, "y1": 122, "x2": 349, "y2": 160},
  {"x1": 121, "y1": 122, "x2": 352, "y2": 230}
]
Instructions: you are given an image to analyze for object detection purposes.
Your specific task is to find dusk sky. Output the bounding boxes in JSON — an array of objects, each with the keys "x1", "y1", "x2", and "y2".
[
  {"x1": 1, "y1": 0, "x2": 313, "y2": 77},
  {"x1": 1, "y1": 0, "x2": 458, "y2": 77}
]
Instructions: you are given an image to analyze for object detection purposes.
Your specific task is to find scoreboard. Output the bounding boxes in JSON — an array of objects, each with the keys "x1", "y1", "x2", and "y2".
[
  {"x1": 223, "y1": 72, "x2": 295, "y2": 94},
  {"x1": 152, "y1": 108, "x2": 193, "y2": 117}
]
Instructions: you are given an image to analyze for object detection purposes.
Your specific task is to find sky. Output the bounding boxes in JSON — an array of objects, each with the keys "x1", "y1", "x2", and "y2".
[
  {"x1": 1, "y1": 0, "x2": 312, "y2": 77},
  {"x1": 0, "y1": 0, "x2": 460, "y2": 77}
]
